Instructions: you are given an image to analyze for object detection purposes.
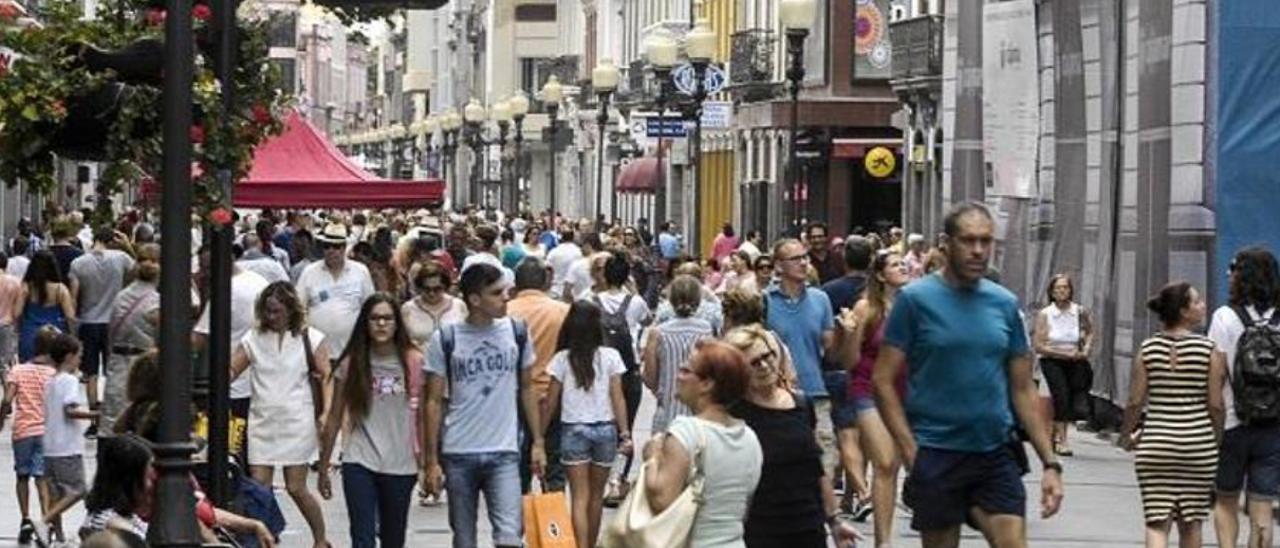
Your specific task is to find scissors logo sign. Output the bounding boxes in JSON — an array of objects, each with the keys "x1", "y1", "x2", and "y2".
[{"x1": 864, "y1": 146, "x2": 896, "y2": 178}]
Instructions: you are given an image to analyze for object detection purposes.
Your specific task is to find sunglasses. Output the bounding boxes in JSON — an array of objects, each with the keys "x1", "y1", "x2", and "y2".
[
  {"x1": 321, "y1": 241, "x2": 345, "y2": 250},
  {"x1": 756, "y1": 263, "x2": 773, "y2": 270}
]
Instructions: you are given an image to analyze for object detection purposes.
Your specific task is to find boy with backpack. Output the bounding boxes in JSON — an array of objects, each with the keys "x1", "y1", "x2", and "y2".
[
  {"x1": 421, "y1": 263, "x2": 542, "y2": 548},
  {"x1": 1210, "y1": 246, "x2": 1280, "y2": 548},
  {"x1": 0, "y1": 326, "x2": 60, "y2": 544}
]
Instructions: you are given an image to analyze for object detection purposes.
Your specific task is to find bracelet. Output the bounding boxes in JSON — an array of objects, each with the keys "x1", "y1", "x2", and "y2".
[{"x1": 1043, "y1": 461, "x2": 1064, "y2": 474}]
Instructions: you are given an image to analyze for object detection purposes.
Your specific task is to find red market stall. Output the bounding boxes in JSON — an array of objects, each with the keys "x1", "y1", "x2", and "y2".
[{"x1": 231, "y1": 111, "x2": 443, "y2": 208}]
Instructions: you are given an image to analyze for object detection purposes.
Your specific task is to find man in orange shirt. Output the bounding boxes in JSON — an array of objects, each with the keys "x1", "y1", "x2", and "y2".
[{"x1": 507, "y1": 257, "x2": 570, "y2": 492}]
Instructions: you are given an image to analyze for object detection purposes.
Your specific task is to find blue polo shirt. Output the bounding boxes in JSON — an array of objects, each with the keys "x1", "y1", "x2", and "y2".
[
  {"x1": 765, "y1": 285, "x2": 835, "y2": 397},
  {"x1": 883, "y1": 274, "x2": 1030, "y2": 453}
]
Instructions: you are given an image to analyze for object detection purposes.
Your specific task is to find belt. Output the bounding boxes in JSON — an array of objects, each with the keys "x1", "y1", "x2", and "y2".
[{"x1": 112, "y1": 345, "x2": 149, "y2": 356}]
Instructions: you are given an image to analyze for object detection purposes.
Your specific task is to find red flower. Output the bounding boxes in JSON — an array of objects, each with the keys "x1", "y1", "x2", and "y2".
[
  {"x1": 189, "y1": 124, "x2": 205, "y2": 144},
  {"x1": 208, "y1": 207, "x2": 233, "y2": 226},
  {"x1": 0, "y1": 2, "x2": 20, "y2": 22},
  {"x1": 49, "y1": 100, "x2": 66, "y2": 118},
  {"x1": 0, "y1": 55, "x2": 8, "y2": 78},
  {"x1": 251, "y1": 104, "x2": 272, "y2": 125},
  {"x1": 192, "y1": 4, "x2": 211, "y2": 21},
  {"x1": 145, "y1": 8, "x2": 165, "y2": 26}
]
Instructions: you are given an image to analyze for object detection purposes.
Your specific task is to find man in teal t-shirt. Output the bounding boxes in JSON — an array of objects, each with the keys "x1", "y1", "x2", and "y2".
[{"x1": 873, "y1": 202, "x2": 1064, "y2": 547}]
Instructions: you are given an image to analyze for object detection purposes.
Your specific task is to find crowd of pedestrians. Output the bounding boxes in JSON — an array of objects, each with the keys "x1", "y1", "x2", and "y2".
[{"x1": 0, "y1": 201, "x2": 1278, "y2": 548}]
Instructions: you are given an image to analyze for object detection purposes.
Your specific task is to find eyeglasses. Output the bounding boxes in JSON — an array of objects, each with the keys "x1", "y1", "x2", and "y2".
[
  {"x1": 748, "y1": 349, "x2": 777, "y2": 369},
  {"x1": 778, "y1": 254, "x2": 809, "y2": 264},
  {"x1": 369, "y1": 314, "x2": 396, "y2": 325}
]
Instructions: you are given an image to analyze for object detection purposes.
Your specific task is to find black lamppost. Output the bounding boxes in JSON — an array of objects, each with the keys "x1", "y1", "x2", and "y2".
[
  {"x1": 781, "y1": 0, "x2": 816, "y2": 232},
  {"x1": 440, "y1": 108, "x2": 463, "y2": 207},
  {"x1": 464, "y1": 99, "x2": 509, "y2": 209},
  {"x1": 509, "y1": 92, "x2": 530, "y2": 213},
  {"x1": 492, "y1": 99, "x2": 513, "y2": 211},
  {"x1": 592, "y1": 58, "x2": 620, "y2": 229},
  {"x1": 541, "y1": 75, "x2": 564, "y2": 215},
  {"x1": 685, "y1": 19, "x2": 717, "y2": 255},
  {"x1": 154, "y1": 0, "x2": 198, "y2": 541},
  {"x1": 644, "y1": 31, "x2": 678, "y2": 228}
]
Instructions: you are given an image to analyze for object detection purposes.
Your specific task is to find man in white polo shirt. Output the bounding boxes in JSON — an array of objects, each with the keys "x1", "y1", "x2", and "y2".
[{"x1": 295, "y1": 223, "x2": 376, "y2": 362}]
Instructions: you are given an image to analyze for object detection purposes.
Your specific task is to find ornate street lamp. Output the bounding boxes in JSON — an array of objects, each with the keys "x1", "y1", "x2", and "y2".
[
  {"x1": 464, "y1": 99, "x2": 488, "y2": 207},
  {"x1": 509, "y1": 91, "x2": 530, "y2": 212},
  {"x1": 592, "y1": 58, "x2": 620, "y2": 228},
  {"x1": 441, "y1": 109, "x2": 463, "y2": 206},
  {"x1": 685, "y1": 18, "x2": 717, "y2": 253},
  {"x1": 541, "y1": 75, "x2": 564, "y2": 215},
  {"x1": 491, "y1": 98, "x2": 513, "y2": 210},
  {"x1": 781, "y1": 0, "x2": 816, "y2": 231},
  {"x1": 645, "y1": 30, "x2": 679, "y2": 228}
]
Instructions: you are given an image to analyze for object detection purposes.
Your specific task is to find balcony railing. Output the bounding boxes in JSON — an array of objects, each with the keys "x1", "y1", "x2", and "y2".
[{"x1": 889, "y1": 15, "x2": 943, "y2": 82}]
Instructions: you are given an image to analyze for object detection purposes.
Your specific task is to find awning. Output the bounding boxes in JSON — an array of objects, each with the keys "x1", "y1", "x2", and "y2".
[
  {"x1": 831, "y1": 138, "x2": 902, "y2": 159},
  {"x1": 233, "y1": 111, "x2": 444, "y2": 208},
  {"x1": 616, "y1": 156, "x2": 661, "y2": 194}
]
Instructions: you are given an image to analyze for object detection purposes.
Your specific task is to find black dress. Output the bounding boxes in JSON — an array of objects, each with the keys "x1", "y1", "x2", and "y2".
[{"x1": 731, "y1": 395, "x2": 826, "y2": 547}]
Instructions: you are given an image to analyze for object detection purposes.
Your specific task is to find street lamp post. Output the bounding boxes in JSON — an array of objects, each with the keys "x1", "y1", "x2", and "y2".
[
  {"x1": 464, "y1": 99, "x2": 487, "y2": 207},
  {"x1": 782, "y1": 0, "x2": 816, "y2": 233},
  {"x1": 492, "y1": 99, "x2": 513, "y2": 211},
  {"x1": 442, "y1": 109, "x2": 463, "y2": 207},
  {"x1": 645, "y1": 31, "x2": 679, "y2": 229},
  {"x1": 541, "y1": 75, "x2": 564, "y2": 216},
  {"x1": 509, "y1": 92, "x2": 530, "y2": 213},
  {"x1": 685, "y1": 19, "x2": 717, "y2": 256},
  {"x1": 593, "y1": 59, "x2": 620, "y2": 229},
  {"x1": 154, "y1": 0, "x2": 198, "y2": 541}
]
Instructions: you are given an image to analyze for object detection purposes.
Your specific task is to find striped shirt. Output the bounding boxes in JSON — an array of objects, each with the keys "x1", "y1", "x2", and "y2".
[
  {"x1": 650, "y1": 316, "x2": 715, "y2": 433},
  {"x1": 4, "y1": 363, "x2": 55, "y2": 440}
]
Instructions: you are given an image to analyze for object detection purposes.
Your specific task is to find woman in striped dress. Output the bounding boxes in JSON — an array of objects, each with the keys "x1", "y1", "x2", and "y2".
[
  {"x1": 641, "y1": 275, "x2": 715, "y2": 433},
  {"x1": 1120, "y1": 281, "x2": 1226, "y2": 548}
]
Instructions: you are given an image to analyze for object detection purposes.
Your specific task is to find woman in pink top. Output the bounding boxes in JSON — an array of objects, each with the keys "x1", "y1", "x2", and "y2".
[
  {"x1": 710, "y1": 223, "x2": 741, "y2": 263},
  {"x1": 847, "y1": 250, "x2": 910, "y2": 547}
]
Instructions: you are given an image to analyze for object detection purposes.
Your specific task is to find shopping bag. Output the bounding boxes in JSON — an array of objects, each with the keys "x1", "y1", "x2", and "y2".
[{"x1": 523, "y1": 490, "x2": 577, "y2": 548}]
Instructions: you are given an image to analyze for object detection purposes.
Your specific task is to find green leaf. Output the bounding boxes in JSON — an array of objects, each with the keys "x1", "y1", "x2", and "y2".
[{"x1": 20, "y1": 104, "x2": 39, "y2": 121}]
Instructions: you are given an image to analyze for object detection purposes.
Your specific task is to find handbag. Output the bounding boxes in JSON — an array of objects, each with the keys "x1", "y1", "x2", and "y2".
[
  {"x1": 600, "y1": 420, "x2": 707, "y2": 548},
  {"x1": 300, "y1": 328, "x2": 324, "y2": 420},
  {"x1": 523, "y1": 487, "x2": 577, "y2": 548}
]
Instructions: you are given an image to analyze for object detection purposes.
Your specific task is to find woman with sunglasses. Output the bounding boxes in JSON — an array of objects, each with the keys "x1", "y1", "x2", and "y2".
[
  {"x1": 318, "y1": 293, "x2": 423, "y2": 548},
  {"x1": 401, "y1": 261, "x2": 467, "y2": 351},
  {"x1": 849, "y1": 250, "x2": 911, "y2": 547},
  {"x1": 752, "y1": 256, "x2": 775, "y2": 288},
  {"x1": 725, "y1": 326, "x2": 860, "y2": 548}
]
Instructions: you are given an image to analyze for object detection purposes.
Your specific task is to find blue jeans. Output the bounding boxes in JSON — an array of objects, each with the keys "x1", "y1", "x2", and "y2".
[
  {"x1": 443, "y1": 452, "x2": 523, "y2": 547},
  {"x1": 341, "y1": 463, "x2": 416, "y2": 548}
]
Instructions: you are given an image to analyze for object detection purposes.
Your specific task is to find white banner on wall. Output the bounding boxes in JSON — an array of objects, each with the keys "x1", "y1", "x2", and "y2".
[{"x1": 981, "y1": 0, "x2": 1040, "y2": 198}]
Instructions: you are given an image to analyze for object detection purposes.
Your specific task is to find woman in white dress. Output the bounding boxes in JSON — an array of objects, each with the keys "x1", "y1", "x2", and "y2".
[{"x1": 230, "y1": 281, "x2": 332, "y2": 548}]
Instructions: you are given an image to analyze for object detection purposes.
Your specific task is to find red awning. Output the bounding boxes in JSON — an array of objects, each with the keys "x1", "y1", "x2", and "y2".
[
  {"x1": 232, "y1": 111, "x2": 444, "y2": 208},
  {"x1": 616, "y1": 156, "x2": 661, "y2": 194}
]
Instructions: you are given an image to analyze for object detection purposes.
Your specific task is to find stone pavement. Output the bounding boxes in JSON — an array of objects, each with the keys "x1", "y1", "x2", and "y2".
[{"x1": 0, "y1": 391, "x2": 1163, "y2": 547}]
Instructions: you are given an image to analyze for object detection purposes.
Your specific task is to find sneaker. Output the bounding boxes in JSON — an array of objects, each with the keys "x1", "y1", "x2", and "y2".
[
  {"x1": 852, "y1": 500, "x2": 874, "y2": 522},
  {"x1": 29, "y1": 519, "x2": 49, "y2": 548},
  {"x1": 84, "y1": 423, "x2": 98, "y2": 439},
  {"x1": 603, "y1": 479, "x2": 628, "y2": 508},
  {"x1": 18, "y1": 518, "x2": 33, "y2": 545}
]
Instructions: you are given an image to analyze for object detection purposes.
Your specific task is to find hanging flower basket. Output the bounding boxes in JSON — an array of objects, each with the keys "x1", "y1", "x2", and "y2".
[{"x1": 0, "y1": 0, "x2": 287, "y2": 227}]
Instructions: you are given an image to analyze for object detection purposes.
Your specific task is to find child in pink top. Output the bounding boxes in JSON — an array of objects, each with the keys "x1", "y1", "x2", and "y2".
[{"x1": 0, "y1": 326, "x2": 60, "y2": 542}]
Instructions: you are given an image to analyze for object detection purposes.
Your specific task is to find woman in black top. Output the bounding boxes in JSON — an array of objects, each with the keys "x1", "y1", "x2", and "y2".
[{"x1": 725, "y1": 326, "x2": 860, "y2": 548}]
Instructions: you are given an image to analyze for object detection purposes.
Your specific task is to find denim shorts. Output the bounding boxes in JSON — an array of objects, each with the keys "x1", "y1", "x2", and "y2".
[
  {"x1": 13, "y1": 436, "x2": 44, "y2": 478},
  {"x1": 823, "y1": 370, "x2": 858, "y2": 430},
  {"x1": 561, "y1": 422, "x2": 618, "y2": 467},
  {"x1": 852, "y1": 395, "x2": 878, "y2": 415},
  {"x1": 1216, "y1": 424, "x2": 1280, "y2": 500},
  {"x1": 903, "y1": 445, "x2": 1026, "y2": 532}
]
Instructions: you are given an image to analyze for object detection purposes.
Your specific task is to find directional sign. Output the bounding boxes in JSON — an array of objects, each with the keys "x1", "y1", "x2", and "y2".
[
  {"x1": 646, "y1": 117, "x2": 688, "y2": 138},
  {"x1": 700, "y1": 101, "x2": 732, "y2": 129},
  {"x1": 673, "y1": 63, "x2": 727, "y2": 96}
]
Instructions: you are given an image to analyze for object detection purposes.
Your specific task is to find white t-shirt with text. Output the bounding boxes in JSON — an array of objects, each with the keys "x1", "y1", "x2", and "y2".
[{"x1": 295, "y1": 260, "x2": 376, "y2": 356}]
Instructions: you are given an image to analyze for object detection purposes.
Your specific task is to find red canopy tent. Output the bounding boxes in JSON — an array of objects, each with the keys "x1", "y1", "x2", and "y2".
[{"x1": 230, "y1": 111, "x2": 443, "y2": 208}]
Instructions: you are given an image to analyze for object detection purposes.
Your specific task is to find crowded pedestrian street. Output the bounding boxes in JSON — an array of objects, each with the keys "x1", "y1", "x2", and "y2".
[{"x1": 3, "y1": 0, "x2": 1280, "y2": 546}]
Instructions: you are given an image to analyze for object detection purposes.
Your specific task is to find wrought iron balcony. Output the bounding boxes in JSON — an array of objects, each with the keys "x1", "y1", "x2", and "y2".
[
  {"x1": 889, "y1": 15, "x2": 943, "y2": 84},
  {"x1": 729, "y1": 28, "x2": 779, "y2": 103}
]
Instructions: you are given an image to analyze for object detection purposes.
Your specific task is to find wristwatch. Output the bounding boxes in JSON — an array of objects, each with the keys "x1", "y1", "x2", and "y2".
[{"x1": 1043, "y1": 461, "x2": 1064, "y2": 474}]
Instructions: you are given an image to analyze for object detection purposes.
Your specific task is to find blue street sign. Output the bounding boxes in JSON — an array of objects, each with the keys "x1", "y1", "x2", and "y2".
[
  {"x1": 673, "y1": 63, "x2": 728, "y2": 96},
  {"x1": 646, "y1": 117, "x2": 688, "y2": 137}
]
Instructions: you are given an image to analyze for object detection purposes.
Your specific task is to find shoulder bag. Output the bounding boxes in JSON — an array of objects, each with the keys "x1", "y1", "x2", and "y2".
[
  {"x1": 300, "y1": 328, "x2": 324, "y2": 420},
  {"x1": 601, "y1": 419, "x2": 707, "y2": 548}
]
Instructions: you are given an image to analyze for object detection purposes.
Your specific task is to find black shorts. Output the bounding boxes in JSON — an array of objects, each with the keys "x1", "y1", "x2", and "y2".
[
  {"x1": 78, "y1": 323, "x2": 109, "y2": 377},
  {"x1": 904, "y1": 445, "x2": 1026, "y2": 532}
]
